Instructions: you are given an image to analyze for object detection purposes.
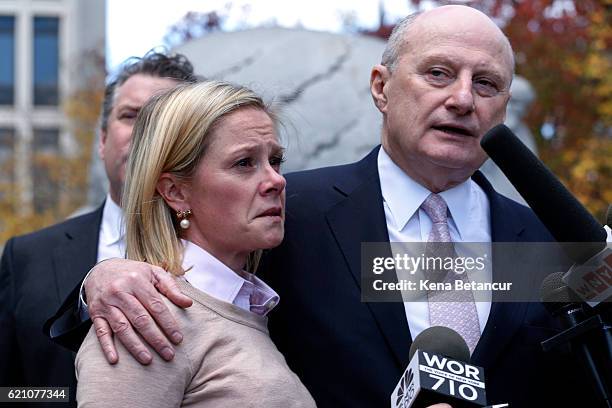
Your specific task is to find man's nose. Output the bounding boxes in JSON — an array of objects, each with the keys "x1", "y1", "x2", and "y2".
[{"x1": 445, "y1": 75, "x2": 475, "y2": 115}]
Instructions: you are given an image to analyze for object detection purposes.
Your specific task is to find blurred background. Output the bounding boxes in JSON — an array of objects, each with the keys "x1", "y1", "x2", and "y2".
[{"x1": 0, "y1": 0, "x2": 609, "y2": 246}]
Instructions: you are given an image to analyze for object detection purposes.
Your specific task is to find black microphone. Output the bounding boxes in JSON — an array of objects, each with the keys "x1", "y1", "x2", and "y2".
[
  {"x1": 481, "y1": 125, "x2": 611, "y2": 406},
  {"x1": 391, "y1": 326, "x2": 489, "y2": 408},
  {"x1": 480, "y1": 124, "x2": 607, "y2": 264},
  {"x1": 540, "y1": 272, "x2": 612, "y2": 407},
  {"x1": 481, "y1": 124, "x2": 611, "y2": 305}
]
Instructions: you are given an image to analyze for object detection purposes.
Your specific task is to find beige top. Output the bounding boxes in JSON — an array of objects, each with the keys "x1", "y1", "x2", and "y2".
[{"x1": 75, "y1": 279, "x2": 316, "y2": 407}]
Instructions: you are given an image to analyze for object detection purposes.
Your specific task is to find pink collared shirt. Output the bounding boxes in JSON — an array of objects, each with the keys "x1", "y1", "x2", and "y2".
[{"x1": 180, "y1": 240, "x2": 279, "y2": 316}]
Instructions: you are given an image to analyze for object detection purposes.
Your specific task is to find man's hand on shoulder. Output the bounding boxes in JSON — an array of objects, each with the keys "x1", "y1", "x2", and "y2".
[{"x1": 85, "y1": 259, "x2": 193, "y2": 365}]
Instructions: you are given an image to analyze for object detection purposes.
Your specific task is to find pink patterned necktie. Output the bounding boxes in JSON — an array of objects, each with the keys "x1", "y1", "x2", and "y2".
[{"x1": 421, "y1": 193, "x2": 481, "y2": 354}]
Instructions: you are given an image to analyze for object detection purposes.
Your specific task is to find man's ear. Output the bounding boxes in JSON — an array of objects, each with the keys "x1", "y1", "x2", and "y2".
[
  {"x1": 501, "y1": 88, "x2": 512, "y2": 122},
  {"x1": 98, "y1": 130, "x2": 107, "y2": 160},
  {"x1": 370, "y1": 64, "x2": 391, "y2": 114},
  {"x1": 156, "y1": 173, "x2": 189, "y2": 212}
]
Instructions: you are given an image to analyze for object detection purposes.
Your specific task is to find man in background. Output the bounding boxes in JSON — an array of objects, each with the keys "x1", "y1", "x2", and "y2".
[{"x1": 0, "y1": 50, "x2": 197, "y2": 407}]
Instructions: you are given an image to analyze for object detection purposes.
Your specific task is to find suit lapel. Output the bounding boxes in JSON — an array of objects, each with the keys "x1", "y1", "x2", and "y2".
[
  {"x1": 305, "y1": 152, "x2": 535, "y2": 371},
  {"x1": 52, "y1": 206, "x2": 104, "y2": 303},
  {"x1": 325, "y1": 147, "x2": 413, "y2": 369},
  {"x1": 471, "y1": 172, "x2": 529, "y2": 369}
]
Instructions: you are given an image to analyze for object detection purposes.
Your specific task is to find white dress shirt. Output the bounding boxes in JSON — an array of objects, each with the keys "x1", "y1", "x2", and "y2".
[
  {"x1": 377, "y1": 147, "x2": 493, "y2": 341},
  {"x1": 180, "y1": 240, "x2": 279, "y2": 316},
  {"x1": 79, "y1": 196, "x2": 126, "y2": 313},
  {"x1": 97, "y1": 195, "x2": 126, "y2": 262}
]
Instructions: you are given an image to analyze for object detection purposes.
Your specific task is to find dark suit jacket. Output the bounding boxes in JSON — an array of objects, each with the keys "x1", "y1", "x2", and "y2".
[
  {"x1": 260, "y1": 146, "x2": 599, "y2": 407},
  {"x1": 0, "y1": 206, "x2": 103, "y2": 407}
]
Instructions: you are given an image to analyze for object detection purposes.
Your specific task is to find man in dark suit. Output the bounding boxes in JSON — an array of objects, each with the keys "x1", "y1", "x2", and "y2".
[
  {"x1": 0, "y1": 51, "x2": 197, "y2": 406},
  {"x1": 260, "y1": 150, "x2": 588, "y2": 406},
  {"x1": 45, "y1": 6, "x2": 600, "y2": 407}
]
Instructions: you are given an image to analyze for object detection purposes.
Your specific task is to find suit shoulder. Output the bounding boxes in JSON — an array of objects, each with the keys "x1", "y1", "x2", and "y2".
[
  {"x1": 285, "y1": 161, "x2": 357, "y2": 192},
  {"x1": 284, "y1": 162, "x2": 364, "y2": 215},
  {"x1": 7, "y1": 209, "x2": 102, "y2": 249}
]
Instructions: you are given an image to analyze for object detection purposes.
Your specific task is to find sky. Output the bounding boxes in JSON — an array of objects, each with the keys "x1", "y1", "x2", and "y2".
[{"x1": 106, "y1": 0, "x2": 427, "y2": 72}]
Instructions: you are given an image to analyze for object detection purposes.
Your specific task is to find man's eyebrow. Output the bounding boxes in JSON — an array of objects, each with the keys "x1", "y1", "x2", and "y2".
[
  {"x1": 417, "y1": 54, "x2": 457, "y2": 68},
  {"x1": 115, "y1": 104, "x2": 140, "y2": 111}
]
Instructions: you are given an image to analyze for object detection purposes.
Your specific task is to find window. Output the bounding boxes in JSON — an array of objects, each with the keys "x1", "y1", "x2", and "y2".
[
  {"x1": 33, "y1": 127, "x2": 59, "y2": 153},
  {"x1": 0, "y1": 127, "x2": 14, "y2": 182},
  {"x1": 0, "y1": 16, "x2": 15, "y2": 105},
  {"x1": 33, "y1": 16, "x2": 59, "y2": 106},
  {"x1": 32, "y1": 128, "x2": 59, "y2": 211}
]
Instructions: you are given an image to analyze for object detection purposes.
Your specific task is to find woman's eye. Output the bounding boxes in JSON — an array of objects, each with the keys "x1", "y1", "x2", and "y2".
[
  {"x1": 270, "y1": 155, "x2": 286, "y2": 167},
  {"x1": 235, "y1": 158, "x2": 253, "y2": 167}
]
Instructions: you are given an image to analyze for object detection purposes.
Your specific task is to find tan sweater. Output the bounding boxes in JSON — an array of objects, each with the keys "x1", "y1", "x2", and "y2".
[{"x1": 76, "y1": 279, "x2": 316, "y2": 407}]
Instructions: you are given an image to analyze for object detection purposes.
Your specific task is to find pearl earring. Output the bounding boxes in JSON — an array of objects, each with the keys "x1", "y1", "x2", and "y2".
[{"x1": 177, "y1": 209, "x2": 192, "y2": 230}]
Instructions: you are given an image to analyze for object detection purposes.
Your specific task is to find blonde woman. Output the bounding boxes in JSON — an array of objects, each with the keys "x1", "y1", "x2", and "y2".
[{"x1": 75, "y1": 81, "x2": 316, "y2": 407}]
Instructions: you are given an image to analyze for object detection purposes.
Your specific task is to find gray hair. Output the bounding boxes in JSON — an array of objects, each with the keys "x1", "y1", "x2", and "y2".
[{"x1": 380, "y1": 12, "x2": 423, "y2": 72}]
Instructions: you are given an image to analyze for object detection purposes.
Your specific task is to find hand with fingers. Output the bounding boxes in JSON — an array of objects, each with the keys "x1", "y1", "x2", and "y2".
[{"x1": 85, "y1": 258, "x2": 193, "y2": 364}]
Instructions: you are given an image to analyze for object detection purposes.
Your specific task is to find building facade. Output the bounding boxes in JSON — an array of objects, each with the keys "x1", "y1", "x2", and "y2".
[{"x1": 0, "y1": 0, "x2": 105, "y2": 217}]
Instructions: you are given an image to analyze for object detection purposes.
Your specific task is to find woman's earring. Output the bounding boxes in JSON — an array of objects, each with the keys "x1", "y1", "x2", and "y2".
[{"x1": 177, "y1": 209, "x2": 192, "y2": 230}]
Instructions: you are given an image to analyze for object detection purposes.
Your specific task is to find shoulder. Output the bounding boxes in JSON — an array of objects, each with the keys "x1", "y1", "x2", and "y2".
[
  {"x1": 169, "y1": 280, "x2": 268, "y2": 334},
  {"x1": 285, "y1": 161, "x2": 360, "y2": 193},
  {"x1": 76, "y1": 325, "x2": 190, "y2": 407},
  {"x1": 286, "y1": 146, "x2": 379, "y2": 189},
  {"x1": 3, "y1": 207, "x2": 103, "y2": 254},
  {"x1": 284, "y1": 147, "x2": 380, "y2": 211}
]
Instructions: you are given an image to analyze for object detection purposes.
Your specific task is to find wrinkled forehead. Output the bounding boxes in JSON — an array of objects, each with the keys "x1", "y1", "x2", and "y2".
[
  {"x1": 402, "y1": 8, "x2": 514, "y2": 74},
  {"x1": 113, "y1": 74, "x2": 179, "y2": 111},
  {"x1": 209, "y1": 107, "x2": 281, "y2": 147}
]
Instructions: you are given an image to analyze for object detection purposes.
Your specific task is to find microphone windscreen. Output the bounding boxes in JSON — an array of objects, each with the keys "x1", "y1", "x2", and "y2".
[
  {"x1": 481, "y1": 124, "x2": 606, "y2": 263},
  {"x1": 408, "y1": 326, "x2": 470, "y2": 362},
  {"x1": 540, "y1": 272, "x2": 583, "y2": 313}
]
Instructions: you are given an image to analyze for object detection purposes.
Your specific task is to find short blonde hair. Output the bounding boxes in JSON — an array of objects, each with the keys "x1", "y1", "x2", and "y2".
[{"x1": 122, "y1": 80, "x2": 271, "y2": 275}]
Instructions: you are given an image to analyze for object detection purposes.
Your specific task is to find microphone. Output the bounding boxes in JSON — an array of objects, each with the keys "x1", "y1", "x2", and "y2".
[
  {"x1": 607, "y1": 205, "x2": 612, "y2": 227},
  {"x1": 540, "y1": 272, "x2": 612, "y2": 407},
  {"x1": 480, "y1": 124, "x2": 610, "y2": 305},
  {"x1": 391, "y1": 326, "x2": 488, "y2": 408},
  {"x1": 480, "y1": 124, "x2": 607, "y2": 264},
  {"x1": 481, "y1": 125, "x2": 611, "y2": 406}
]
